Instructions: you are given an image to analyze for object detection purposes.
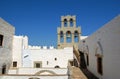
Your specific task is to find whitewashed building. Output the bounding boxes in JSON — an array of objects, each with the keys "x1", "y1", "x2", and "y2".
[
  {"x1": 1, "y1": 14, "x2": 120, "y2": 79},
  {"x1": 78, "y1": 15, "x2": 120, "y2": 79},
  {"x1": 0, "y1": 15, "x2": 87, "y2": 79},
  {"x1": 7, "y1": 35, "x2": 73, "y2": 79}
]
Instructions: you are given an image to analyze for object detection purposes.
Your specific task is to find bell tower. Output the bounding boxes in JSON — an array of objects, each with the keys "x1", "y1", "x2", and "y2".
[{"x1": 57, "y1": 15, "x2": 81, "y2": 49}]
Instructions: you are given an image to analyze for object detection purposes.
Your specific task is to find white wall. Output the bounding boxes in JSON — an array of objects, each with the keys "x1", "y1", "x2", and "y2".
[
  {"x1": 12, "y1": 36, "x2": 28, "y2": 68},
  {"x1": 0, "y1": 75, "x2": 68, "y2": 79},
  {"x1": 11, "y1": 35, "x2": 73, "y2": 76},
  {"x1": 78, "y1": 15, "x2": 120, "y2": 79},
  {"x1": 8, "y1": 68, "x2": 67, "y2": 75},
  {"x1": 23, "y1": 47, "x2": 73, "y2": 68}
]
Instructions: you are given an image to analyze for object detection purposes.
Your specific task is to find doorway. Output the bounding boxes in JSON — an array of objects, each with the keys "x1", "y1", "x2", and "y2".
[{"x1": 2, "y1": 65, "x2": 6, "y2": 74}]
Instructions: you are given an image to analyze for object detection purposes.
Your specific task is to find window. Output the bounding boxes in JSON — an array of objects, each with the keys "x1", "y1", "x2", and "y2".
[
  {"x1": 54, "y1": 58, "x2": 57, "y2": 61},
  {"x1": 0, "y1": 34, "x2": 3, "y2": 46},
  {"x1": 97, "y1": 57, "x2": 103, "y2": 75},
  {"x1": 36, "y1": 63, "x2": 40, "y2": 68},
  {"x1": 13, "y1": 61, "x2": 17, "y2": 67},
  {"x1": 34, "y1": 61, "x2": 42, "y2": 68}
]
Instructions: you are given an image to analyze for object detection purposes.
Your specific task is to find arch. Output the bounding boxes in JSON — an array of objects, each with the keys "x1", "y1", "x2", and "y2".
[
  {"x1": 95, "y1": 41, "x2": 103, "y2": 57},
  {"x1": 74, "y1": 31, "x2": 79, "y2": 42},
  {"x1": 70, "y1": 18, "x2": 74, "y2": 27},
  {"x1": 35, "y1": 70, "x2": 57, "y2": 75},
  {"x1": 60, "y1": 31, "x2": 64, "y2": 43},
  {"x1": 54, "y1": 65, "x2": 60, "y2": 68},
  {"x1": 66, "y1": 31, "x2": 72, "y2": 43},
  {"x1": 64, "y1": 19, "x2": 67, "y2": 27}
]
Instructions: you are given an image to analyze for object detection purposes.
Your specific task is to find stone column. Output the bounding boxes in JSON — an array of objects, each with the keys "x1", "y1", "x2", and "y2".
[
  {"x1": 58, "y1": 34, "x2": 60, "y2": 44},
  {"x1": 68, "y1": 20, "x2": 70, "y2": 27},
  {"x1": 64, "y1": 34, "x2": 66, "y2": 43},
  {"x1": 73, "y1": 21, "x2": 76, "y2": 27}
]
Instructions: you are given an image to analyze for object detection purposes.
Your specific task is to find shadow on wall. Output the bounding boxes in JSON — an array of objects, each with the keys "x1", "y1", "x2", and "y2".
[{"x1": 79, "y1": 50, "x2": 99, "y2": 79}]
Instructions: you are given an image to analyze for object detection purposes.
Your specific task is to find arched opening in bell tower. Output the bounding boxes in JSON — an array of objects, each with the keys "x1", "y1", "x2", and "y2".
[
  {"x1": 66, "y1": 31, "x2": 72, "y2": 43},
  {"x1": 74, "y1": 31, "x2": 79, "y2": 42},
  {"x1": 70, "y1": 18, "x2": 74, "y2": 27},
  {"x1": 60, "y1": 31, "x2": 64, "y2": 43},
  {"x1": 64, "y1": 19, "x2": 67, "y2": 27}
]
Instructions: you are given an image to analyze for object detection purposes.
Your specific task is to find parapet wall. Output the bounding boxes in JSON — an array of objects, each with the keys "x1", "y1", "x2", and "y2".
[{"x1": 28, "y1": 45, "x2": 55, "y2": 49}]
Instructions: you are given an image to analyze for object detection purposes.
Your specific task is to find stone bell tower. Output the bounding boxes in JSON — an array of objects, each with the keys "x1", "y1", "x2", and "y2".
[{"x1": 57, "y1": 15, "x2": 81, "y2": 49}]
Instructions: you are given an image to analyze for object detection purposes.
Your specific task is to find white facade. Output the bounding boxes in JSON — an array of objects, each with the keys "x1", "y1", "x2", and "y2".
[
  {"x1": 9, "y1": 35, "x2": 73, "y2": 76},
  {"x1": 12, "y1": 35, "x2": 28, "y2": 68},
  {"x1": 78, "y1": 15, "x2": 120, "y2": 79},
  {"x1": 23, "y1": 48, "x2": 73, "y2": 68}
]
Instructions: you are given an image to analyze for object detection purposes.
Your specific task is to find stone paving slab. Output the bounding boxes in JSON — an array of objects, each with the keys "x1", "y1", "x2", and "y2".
[{"x1": 69, "y1": 66, "x2": 88, "y2": 79}]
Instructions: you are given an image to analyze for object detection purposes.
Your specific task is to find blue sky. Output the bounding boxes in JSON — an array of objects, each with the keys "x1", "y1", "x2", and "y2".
[{"x1": 0, "y1": 0, "x2": 120, "y2": 47}]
